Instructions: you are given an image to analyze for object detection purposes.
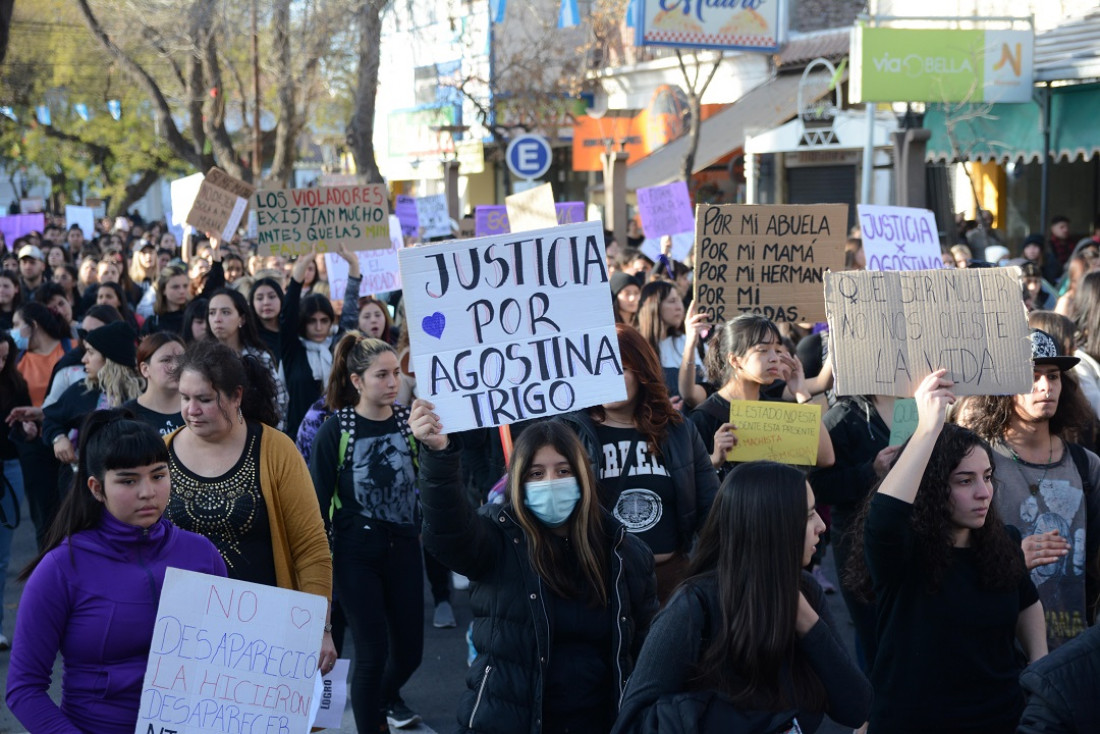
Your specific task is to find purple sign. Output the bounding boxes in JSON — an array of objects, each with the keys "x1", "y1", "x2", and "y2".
[
  {"x1": 0, "y1": 213, "x2": 46, "y2": 250},
  {"x1": 475, "y1": 206, "x2": 510, "y2": 236},
  {"x1": 395, "y1": 195, "x2": 419, "y2": 238},
  {"x1": 555, "y1": 202, "x2": 586, "y2": 225},
  {"x1": 476, "y1": 202, "x2": 585, "y2": 236},
  {"x1": 636, "y1": 181, "x2": 693, "y2": 238}
]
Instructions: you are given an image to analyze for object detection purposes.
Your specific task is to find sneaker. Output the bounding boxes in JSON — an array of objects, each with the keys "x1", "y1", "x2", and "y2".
[
  {"x1": 433, "y1": 600, "x2": 457, "y2": 629},
  {"x1": 385, "y1": 700, "x2": 421, "y2": 729},
  {"x1": 0, "y1": 634, "x2": 9, "y2": 651},
  {"x1": 812, "y1": 565, "x2": 837, "y2": 594}
]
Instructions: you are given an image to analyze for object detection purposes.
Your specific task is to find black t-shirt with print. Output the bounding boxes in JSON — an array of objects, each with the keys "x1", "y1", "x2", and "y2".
[{"x1": 593, "y1": 423, "x2": 679, "y2": 554}]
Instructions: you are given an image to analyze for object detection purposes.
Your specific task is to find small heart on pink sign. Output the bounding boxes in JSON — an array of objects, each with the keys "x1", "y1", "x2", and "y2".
[
  {"x1": 291, "y1": 607, "x2": 311, "y2": 629},
  {"x1": 422, "y1": 312, "x2": 446, "y2": 339}
]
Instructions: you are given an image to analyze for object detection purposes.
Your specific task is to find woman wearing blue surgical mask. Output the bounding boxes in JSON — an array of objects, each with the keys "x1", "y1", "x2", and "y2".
[{"x1": 411, "y1": 406, "x2": 659, "y2": 734}]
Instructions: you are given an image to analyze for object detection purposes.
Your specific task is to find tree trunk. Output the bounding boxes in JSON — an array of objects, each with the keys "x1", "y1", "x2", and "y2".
[
  {"x1": 347, "y1": 0, "x2": 388, "y2": 184},
  {"x1": 112, "y1": 168, "x2": 164, "y2": 216},
  {"x1": 676, "y1": 51, "x2": 722, "y2": 187},
  {"x1": 269, "y1": 0, "x2": 298, "y2": 187}
]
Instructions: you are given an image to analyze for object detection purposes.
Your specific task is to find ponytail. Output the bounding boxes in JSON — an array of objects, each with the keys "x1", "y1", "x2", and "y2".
[
  {"x1": 240, "y1": 353, "x2": 280, "y2": 426},
  {"x1": 20, "y1": 409, "x2": 167, "y2": 580},
  {"x1": 325, "y1": 331, "x2": 396, "y2": 411}
]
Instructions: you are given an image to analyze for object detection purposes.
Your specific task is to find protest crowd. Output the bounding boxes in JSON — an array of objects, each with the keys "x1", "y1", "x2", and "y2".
[{"x1": 1, "y1": 198, "x2": 1100, "y2": 734}]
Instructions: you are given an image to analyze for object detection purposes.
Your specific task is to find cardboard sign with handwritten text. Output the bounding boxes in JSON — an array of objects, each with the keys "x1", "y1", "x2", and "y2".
[
  {"x1": 726, "y1": 400, "x2": 820, "y2": 465},
  {"x1": 135, "y1": 568, "x2": 326, "y2": 734},
  {"x1": 824, "y1": 267, "x2": 1032, "y2": 397},
  {"x1": 253, "y1": 185, "x2": 390, "y2": 256},
  {"x1": 186, "y1": 167, "x2": 255, "y2": 241},
  {"x1": 397, "y1": 220, "x2": 625, "y2": 433},
  {"x1": 694, "y1": 204, "x2": 847, "y2": 324}
]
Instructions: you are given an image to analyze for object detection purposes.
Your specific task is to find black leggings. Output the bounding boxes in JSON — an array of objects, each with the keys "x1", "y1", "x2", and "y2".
[{"x1": 334, "y1": 524, "x2": 424, "y2": 732}]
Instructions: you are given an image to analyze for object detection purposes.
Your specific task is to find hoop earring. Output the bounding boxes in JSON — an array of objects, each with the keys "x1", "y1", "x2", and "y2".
[{"x1": 238, "y1": 406, "x2": 244, "y2": 424}]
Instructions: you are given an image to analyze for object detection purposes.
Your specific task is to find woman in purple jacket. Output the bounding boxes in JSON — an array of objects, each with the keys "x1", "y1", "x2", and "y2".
[{"x1": 5, "y1": 409, "x2": 227, "y2": 734}]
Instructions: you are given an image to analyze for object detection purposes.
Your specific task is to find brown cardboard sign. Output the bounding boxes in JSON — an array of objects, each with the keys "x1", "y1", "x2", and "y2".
[
  {"x1": 824, "y1": 267, "x2": 1032, "y2": 397},
  {"x1": 185, "y1": 167, "x2": 255, "y2": 240},
  {"x1": 252, "y1": 184, "x2": 391, "y2": 256},
  {"x1": 693, "y1": 204, "x2": 848, "y2": 324}
]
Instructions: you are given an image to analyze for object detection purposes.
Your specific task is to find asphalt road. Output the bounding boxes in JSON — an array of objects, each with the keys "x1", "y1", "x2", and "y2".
[{"x1": 0, "y1": 500, "x2": 859, "y2": 734}]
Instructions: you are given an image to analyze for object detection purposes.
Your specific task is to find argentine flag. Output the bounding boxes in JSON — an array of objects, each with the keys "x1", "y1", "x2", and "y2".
[
  {"x1": 108, "y1": 100, "x2": 121, "y2": 120},
  {"x1": 625, "y1": 0, "x2": 636, "y2": 27},
  {"x1": 558, "y1": 0, "x2": 579, "y2": 28},
  {"x1": 75, "y1": 103, "x2": 90, "y2": 122},
  {"x1": 490, "y1": 0, "x2": 505, "y2": 23}
]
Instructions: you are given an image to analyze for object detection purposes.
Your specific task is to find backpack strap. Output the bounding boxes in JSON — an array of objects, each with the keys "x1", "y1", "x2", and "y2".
[
  {"x1": 391, "y1": 402, "x2": 419, "y2": 473},
  {"x1": 335, "y1": 406, "x2": 357, "y2": 471},
  {"x1": 1066, "y1": 442, "x2": 1093, "y2": 497}
]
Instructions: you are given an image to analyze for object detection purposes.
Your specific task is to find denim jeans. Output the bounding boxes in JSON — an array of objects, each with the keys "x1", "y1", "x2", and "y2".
[{"x1": 0, "y1": 459, "x2": 27, "y2": 630}]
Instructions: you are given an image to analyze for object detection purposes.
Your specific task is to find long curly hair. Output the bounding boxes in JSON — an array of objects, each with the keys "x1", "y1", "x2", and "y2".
[
  {"x1": 587, "y1": 322, "x2": 682, "y2": 458},
  {"x1": 845, "y1": 423, "x2": 1025, "y2": 602},
  {"x1": 965, "y1": 370, "x2": 1095, "y2": 447}
]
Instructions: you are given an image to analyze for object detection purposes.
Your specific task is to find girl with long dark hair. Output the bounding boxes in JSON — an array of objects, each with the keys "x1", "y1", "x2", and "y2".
[
  {"x1": 205, "y1": 287, "x2": 286, "y2": 429},
  {"x1": 0, "y1": 330, "x2": 30, "y2": 650},
  {"x1": 636, "y1": 280, "x2": 705, "y2": 404},
  {"x1": 412, "y1": 408, "x2": 658, "y2": 734},
  {"x1": 140, "y1": 264, "x2": 191, "y2": 336},
  {"x1": 0, "y1": 270, "x2": 22, "y2": 331},
  {"x1": 613, "y1": 461, "x2": 870, "y2": 733},
  {"x1": 846, "y1": 370, "x2": 1047, "y2": 733},
  {"x1": 12, "y1": 302, "x2": 70, "y2": 407},
  {"x1": 5, "y1": 410, "x2": 226, "y2": 733},
  {"x1": 309, "y1": 333, "x2": 424, "y2": 732},
  {"x1": 249, "y1": 276, "x2": 285, "y2": 356},
  {"x1": 690, "y1": 314, "x2": 834, "y2": 478},
  {"x1": 562, "y1": 323, "x2": 717, "y2": 602}
]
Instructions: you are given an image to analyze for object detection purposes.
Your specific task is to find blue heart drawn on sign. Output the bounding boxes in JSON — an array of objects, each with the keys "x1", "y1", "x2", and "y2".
[{"x1": 422, "y1": 312, "x2": 446, "y2": 339}]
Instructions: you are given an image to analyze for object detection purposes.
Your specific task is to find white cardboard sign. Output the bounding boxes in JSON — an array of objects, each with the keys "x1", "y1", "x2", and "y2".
[
  {"x1": 858, "y1": 204, "x2": 945, "y2": 272},
  {"x1": 135, "y1": 568, "x2": 327, "y2": 734},
  {"x1": 415, "y1": 194, "x2": 451, "y2": 240},
  {"x1": 325, "y1": 215, "x2": 404, "y2": 300},
  {"x1": 64, "y1": 205, "x2": 96, "y2": 240},
  {"x1": 397, "y1": 220, "x2": 626, "y2": 432}
]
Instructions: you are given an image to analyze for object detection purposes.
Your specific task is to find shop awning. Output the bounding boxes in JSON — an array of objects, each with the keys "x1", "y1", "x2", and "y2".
[
  {"x1": 619, "y1": 69, "x2": 836, "y2": 191},
  {"x1": 925, "y1": 82, "x2": 1100, "y2": 163}
]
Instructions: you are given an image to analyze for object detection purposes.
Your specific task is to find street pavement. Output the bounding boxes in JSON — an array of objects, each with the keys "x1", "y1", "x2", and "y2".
[{"x1": 0, "y1": 501, "x2": 859, "y2": 733}]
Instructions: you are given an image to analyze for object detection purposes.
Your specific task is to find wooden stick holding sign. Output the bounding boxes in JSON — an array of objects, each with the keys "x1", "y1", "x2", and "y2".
[
  {"x1": 397, "y1": 220, "x2": 626, "y2": 433},
  {"x1": 824, "y1": 267, "x2": 1032, "y2": 397},
  {"x1": 693, "y1": 204, "x2": 847, "y2": 325}
]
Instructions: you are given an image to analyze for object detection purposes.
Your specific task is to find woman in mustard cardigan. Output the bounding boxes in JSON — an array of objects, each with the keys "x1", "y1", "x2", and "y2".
[{"x1": 163, "y1": 339, "x2": 336, "y2": 674}]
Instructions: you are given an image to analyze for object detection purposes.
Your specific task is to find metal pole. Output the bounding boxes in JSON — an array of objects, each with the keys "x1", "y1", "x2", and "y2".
[
  {"x1": 861, "y1": 103, "x2": 874, "y2": 204},
  {"x1": 1039, "y1": 83, "x2": 1051, "y2": 237},
  {"x1": 251, "y1": 0, "x2": 262, "y2": 182}
]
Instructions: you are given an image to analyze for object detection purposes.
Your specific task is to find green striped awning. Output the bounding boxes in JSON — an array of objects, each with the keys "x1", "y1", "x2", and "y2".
[{"x1": 925, "y1": 82, "x2": 1100, "y2": 163}]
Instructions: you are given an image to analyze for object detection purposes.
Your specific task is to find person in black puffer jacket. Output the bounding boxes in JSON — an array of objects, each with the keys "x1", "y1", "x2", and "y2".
[
  {"x1": 1017, "y1": 624, "x2": 1100, "y2": 733},
  {"x1": 412, "y1": 405, "x2": 658, "y2": 734}
]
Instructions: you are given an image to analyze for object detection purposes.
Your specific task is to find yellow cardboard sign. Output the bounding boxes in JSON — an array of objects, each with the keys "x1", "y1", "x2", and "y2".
[{"x1": 727, "y1": 400, "x2": 820, "y2": 466}]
